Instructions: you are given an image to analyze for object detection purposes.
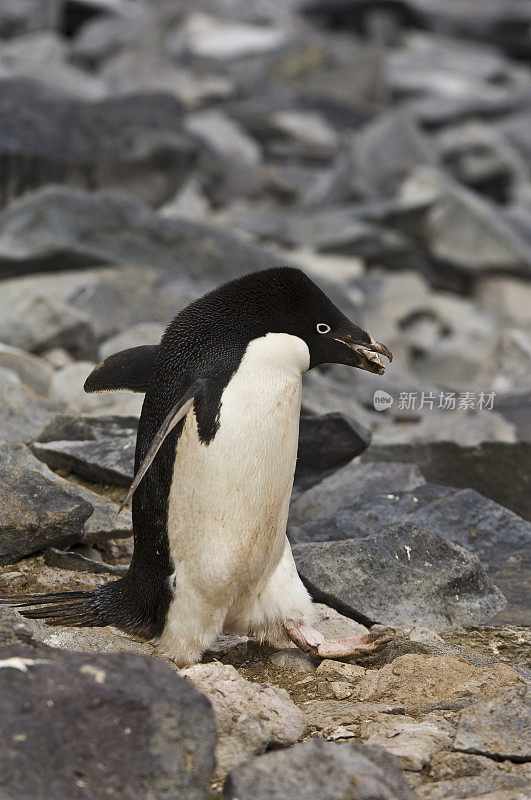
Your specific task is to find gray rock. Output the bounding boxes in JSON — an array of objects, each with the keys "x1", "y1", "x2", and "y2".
[
  {"x1": 295, "y1": 410, "x2": 372, "y2": 493},
  {"x1": 185, "y1": 109, "x2": 263, "y2": 203},
  {"x1": 289, "y1": 484, "x2": 455, "y2": 543},
  {"x1": 475, "y1": 276, "x2": 531, "y2": 328},
  {"x1": 32, "y1": 413, "x2": 137, "y2": 486},
  {"x1": 291, "y1": 482, "x2": 530, "y2": 625},
  {"x1": 362, "y1": 441, "x2": 531, "y2": 521},
  {"x1": 0, "y1": 344, "x2": 53, "y2": 395},
  {"x1": 0, "y1": 606, "x2": 37, "y2": 646},
  {"x1": 361, "y1": 715, "x2": 452, "y2": 771},
  {"x1": 0, "y1": 466, "x2": 93, "y2": 565},
  {"x1": 32, "y1": 438, "x2": 134, "y2": 487},
  {"x1": 293, "y1": 522, "x2": 506, "y2": 630},
  {"x1": 0, "y1": 439, "x2": 132, "y2": 542},
  {"x1": 352, "y1": 110, "x2": 440, "y2": 198},
  {"x1": 407, "y1": 489, "x2": 531, "y2": 623},
  {"x1": 0, "y1": 285, "x2": 96, "y2": 359},
  {"x1": 0, "y1": 30, "x2": 107, "y2": 99},
  {"x1": 223, "y1": 739, "x2": 414, "y2": 800},
  {"x1": 400, "y1": 167, "x2": 531, "y2": 276},
  {"x1": 288, "y1": 460, "x2": 425, "y2": 527},
  {"x1": 495, "y1": 389, "x2": 531, "y2": 443},
  {"x1": 36, "y1": 414, "x2": 138, "y2": 444},
  {"x1": 283, "y1": 208, "x2": 412, "y2": 267},
  {"x1": 0, "y1": 382, "x2": 59, "y2": 443},
  {"x1": 0, "y1": 645, "x2": 216, "y2": 800},
  {"x1": 434, "y1": 121, "x2": 521, "y2": 202},
  {"x1": 0, "y1": 185, "x2": 291, "y2": 279},
  {"x1": 0, "y1": 0, "x2": 58, "y2": 37},
  {"x1": 179, "y1": 14, "x2": 288, "y2": 60},
  {"x1": 0, "y1": 78, "x2": 195, "y2": 207},
  {"x1": 49, "y1": 362, "x2": 144, "y2": 417},
  {"x1": 99, "y1": 322, "x2": 165, "y2": 360},
  {"x1": 182, "y1": 662, "x2": 306, "y2": 781},
  {"x1": 375, "y1": 412, "x2": 516, "y2": 447},
  {"x1": 453, "y1": 686, "x2": 531, "y2": 762}
]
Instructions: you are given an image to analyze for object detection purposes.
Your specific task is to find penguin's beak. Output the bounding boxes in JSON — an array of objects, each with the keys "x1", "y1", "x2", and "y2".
[{"x1": 334, "y1": 333, "x2": 393, "y2": 375}]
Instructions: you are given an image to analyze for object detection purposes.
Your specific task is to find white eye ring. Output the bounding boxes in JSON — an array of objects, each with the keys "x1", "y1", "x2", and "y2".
[{"x1": 316, "y1": 323, "x2": 331, "y2": 334}]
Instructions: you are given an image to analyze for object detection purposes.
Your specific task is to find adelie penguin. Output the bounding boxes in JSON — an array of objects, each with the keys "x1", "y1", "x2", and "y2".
[{"x1": 2, "y1": 268, "x2": 393, "y2": 665}]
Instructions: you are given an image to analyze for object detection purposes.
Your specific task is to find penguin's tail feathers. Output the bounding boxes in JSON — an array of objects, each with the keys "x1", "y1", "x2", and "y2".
[{"x1": 0, "y1": 589, "x2": 108, "y2": 627}]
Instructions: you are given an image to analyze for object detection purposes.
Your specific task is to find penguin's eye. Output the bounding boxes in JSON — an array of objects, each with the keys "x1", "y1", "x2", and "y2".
[{"x1": 316, "y1": 323, "x2": 331, "y2": 334}]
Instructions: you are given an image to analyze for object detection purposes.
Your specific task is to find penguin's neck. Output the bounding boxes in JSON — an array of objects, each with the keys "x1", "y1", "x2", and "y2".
[{"x1": 241, "y1": 333, "x2": 310, "y2": 379}]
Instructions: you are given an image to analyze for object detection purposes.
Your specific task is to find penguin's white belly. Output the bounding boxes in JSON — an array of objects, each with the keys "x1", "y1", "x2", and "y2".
[{"x1": 166, "y1": 334, "x2": 309, "y2": 606}]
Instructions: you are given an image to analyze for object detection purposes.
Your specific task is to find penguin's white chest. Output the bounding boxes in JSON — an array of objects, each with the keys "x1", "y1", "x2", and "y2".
[{"x1": 166, "y1": 333, "x2": 310, "y2": 601}]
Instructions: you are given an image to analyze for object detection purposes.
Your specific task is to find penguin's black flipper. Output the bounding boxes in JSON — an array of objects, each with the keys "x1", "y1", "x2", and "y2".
[
  {"x1": 119, "y1": 380, "x2": 202, "y2": 512},
  {"x1": 84, "y1": 345, "x2": 159, "y2": 394}
]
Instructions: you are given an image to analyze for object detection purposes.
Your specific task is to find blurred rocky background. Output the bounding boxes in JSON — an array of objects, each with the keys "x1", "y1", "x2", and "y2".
[{"x1": 0, "y1": 1, "x2": 530, "y2": 799}]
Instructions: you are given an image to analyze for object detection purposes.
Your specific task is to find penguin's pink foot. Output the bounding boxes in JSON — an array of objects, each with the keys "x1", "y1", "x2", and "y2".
[{"x1": 285, "y1": 622, "x2": 392, "y2": 660}]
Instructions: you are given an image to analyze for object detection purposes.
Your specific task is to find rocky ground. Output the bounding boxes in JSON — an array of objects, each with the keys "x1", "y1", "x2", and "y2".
[{"x1": 0, "y1": 1, "x2": 530, "y2": 799}]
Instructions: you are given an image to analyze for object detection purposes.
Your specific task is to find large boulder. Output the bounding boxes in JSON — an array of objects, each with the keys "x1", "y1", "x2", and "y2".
[
  {"x1": 0, "y1": 645, "x2": 217, "y2": 800},
  {"x1": 289, "y1": 486, "x2": 530, "y2": 624},
  {"x1": 293, "y1": 522, "x2": 506, "y2": 630}
]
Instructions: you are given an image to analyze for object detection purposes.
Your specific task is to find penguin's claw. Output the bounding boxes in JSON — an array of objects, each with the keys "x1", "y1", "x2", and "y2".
[{"x1": 285, "y1": 623, "x2": 392, "y2": 661}]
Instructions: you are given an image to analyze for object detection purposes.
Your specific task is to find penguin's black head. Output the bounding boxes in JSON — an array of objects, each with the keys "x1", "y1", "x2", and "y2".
[{"x1": 225, "y1": 267, "x2": 393, "y2": 373}]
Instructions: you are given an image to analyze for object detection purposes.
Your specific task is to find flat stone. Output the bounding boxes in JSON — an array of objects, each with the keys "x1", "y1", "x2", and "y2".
[
  {"x1": 32, "y1": 438, "x2": 134, "y2": 487},
  {"x1": 0, "y1": 645, "x2": 216, "y2": 799},
  {"x1": 181, "y1": 662, "x2": 306, "y2": 781},
  {"x1": 185, "y1": 109, "x2": 263, "y2": 203},
  {"x1": 353, "y1": 109, "x2": 440, "y2": 198},
  {"x1": 361, "y1": 715, "x2": 452, "y2": 771},
  {"x1": 293, "y1": 522, "x2": 506, "y2": 630},
  {"x1": 288, "y1": 460, "x2": 425, "y2": 526},
  {"x1": 223, "y1": 739, "x2": 414, "y2": 800},
  {"x1": 350, "y1": 654, "x2": 526, "y2": 714},
  {"x1": 313, "y1": 602, "x2": 369, "y2": 639},
  {"x1": 453, "y1": 686, "x2": 531, "y2": 762},
  {"x1": 32, "y1": 625, "x2": 155, "y2": 657},
  {"x1": 0, "y1": 466, "x2": 93, "y2": 565}
]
